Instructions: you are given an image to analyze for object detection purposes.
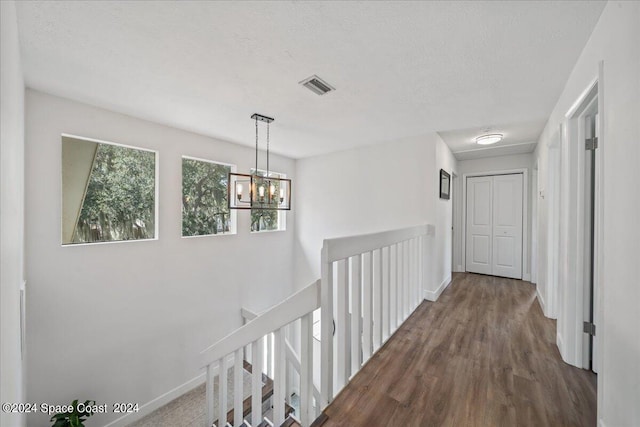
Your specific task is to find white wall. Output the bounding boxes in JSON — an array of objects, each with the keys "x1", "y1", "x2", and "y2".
[
  {"x1": 533, "y1": 1, "x2": 639, "y2": 425},
  {"x1": 432, "y1": 137, "x2": 457, "y2": 297},
  {"x1": 294, "y1": 133, "x2": 456, "y2": 299},
  {"x1": 0, "y1": 2, "x2": 26, "y2": 426},
  {"x1": 24, "y1": 90, "x2": 296, "y2": 426},
  {"x1": 453, "y1": 153, "x2": 534, "y2": 280}
]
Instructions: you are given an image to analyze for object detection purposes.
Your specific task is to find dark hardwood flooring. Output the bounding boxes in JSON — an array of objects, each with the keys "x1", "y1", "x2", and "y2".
[{"x1": 317, "y1": 273, "x2": 597, "y2": 427}]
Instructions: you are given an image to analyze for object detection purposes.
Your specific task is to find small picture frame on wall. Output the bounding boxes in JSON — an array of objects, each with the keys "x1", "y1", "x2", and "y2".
[{"x1": 440, "y1": 169, "x2": 450, "y2": 200}]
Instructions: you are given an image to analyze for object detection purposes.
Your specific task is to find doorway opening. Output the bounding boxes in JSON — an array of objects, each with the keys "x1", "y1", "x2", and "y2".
[{"x1": 560, "y1": 78, "x2": 602, "y2": 374}]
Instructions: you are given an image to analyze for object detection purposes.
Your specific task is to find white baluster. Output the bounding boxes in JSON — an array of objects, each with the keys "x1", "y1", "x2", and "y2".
[
  {"x1": 273, "y1": 328, "x2": 286, "y2": 425},
  {"x1": 403, "y1": 241, "x2": 408, "y2": 322},
  {"x1": 350, "y1": 254, "x2": 362, "y2": 374},
  {"x1": 397, "y1": 242, "x2": 403, "y2": 325},
  {"x1": 415, "y1": 237, "x2": 420, "y2": 307},
  {"x1": 320, "y1": 248, "x2": 334, "y2": 406},
  {"x1": 219, "y1": 356, "x2": 227, "y2": 427},
  {"x1": 337, "y1": 258, "x2": 349, "y2": 388},
  {"x1": 391, "y1": 244, "x2": 397, "y2": 332},
  {"x1": 362, "y1": 252, "x2": 372, "y2": 362},
  {"x1": 300, "y1": 312, "x2": 313, "y2": 426},
  {"x1": 419, "y1": 235, "x2": 424, "y2": 301},
  {"x1": 409, "y1": 238, "x2": 414, "y2": 310},
  {"x1": 234, "y1": 349, "x2": 243, "y2": 426},
  {"x1": 206, "y1": 364, "x2": 214, "y2": 427},
  {"x1": 266, "y1": 333, "x2": 273, "y2": 378},
  {"x1": 373, "y1": 248, "x2": 382, "y2": 350},
  {"x1": 383, "y1": 246, "x2": 390, "y2": 341},
  {"x1": 251, "y1": 338, "x2": 263, "y2": 426},
  {"x1": 404, "y1": 240, "x2": 410, "y2": 318}
]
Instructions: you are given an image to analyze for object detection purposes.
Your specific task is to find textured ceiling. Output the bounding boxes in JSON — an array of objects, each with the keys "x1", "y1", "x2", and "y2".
[
  {"x1": 16, "y1": 1, "x2": 606, "y2": 159},
  {"x1": 438, "y1": 119, "x2": 544, "y2": 160}
]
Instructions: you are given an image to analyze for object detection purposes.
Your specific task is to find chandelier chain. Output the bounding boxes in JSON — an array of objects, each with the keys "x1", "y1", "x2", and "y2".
[
  {"x1": 255, "y1": 116, "x2": 259, "y2": 174},
  {"x1": 266, "y1": 121, "x2": 270, "y2": 177}
]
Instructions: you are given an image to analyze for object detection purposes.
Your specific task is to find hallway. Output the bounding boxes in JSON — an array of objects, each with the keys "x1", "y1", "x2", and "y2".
[{"x1": 316, "y1": 273, "x2": 597, "y2": 426}]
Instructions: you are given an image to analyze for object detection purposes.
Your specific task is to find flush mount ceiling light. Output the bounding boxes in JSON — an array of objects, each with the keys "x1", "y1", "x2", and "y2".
[
  {"x1": 228, "y1": 114, "x2": 291, "y2": 211},
  {"x1": 475, "y1": 134, "x2": 503, "y2": 145}
]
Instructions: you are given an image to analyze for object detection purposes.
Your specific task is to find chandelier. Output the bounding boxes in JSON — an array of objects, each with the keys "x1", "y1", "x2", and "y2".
[{"x1": 228, "y1": 114, "x2": 291, "y2": 210}]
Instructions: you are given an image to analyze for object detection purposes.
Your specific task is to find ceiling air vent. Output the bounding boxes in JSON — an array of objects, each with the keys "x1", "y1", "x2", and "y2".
[{"x1": 299, "y1": 75, "x2": 335, "y2": 95}]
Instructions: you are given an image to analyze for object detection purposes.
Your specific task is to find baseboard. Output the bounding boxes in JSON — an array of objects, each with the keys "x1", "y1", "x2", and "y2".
[
  {"x1": 598, "y1": 419, "x2": 607, "y2": 427},
  {"x1": 424, "y1": 275, "x2": 451, "y2": 302},
  {"x1": 556, "y1": 332, "x2": 564, "y2": 360},
  {"x1": 523, "y1": 272, "x2": 531, "y2": 281},
  {"x1": 454, "y1": 265, "x2": 463, "y2": 273},
  {"x1": 536, "y1": 288, "x2": 547, "y2": 315},
  {"x1": 104, "y1": 373, "x2": 205, "y2": 427}
]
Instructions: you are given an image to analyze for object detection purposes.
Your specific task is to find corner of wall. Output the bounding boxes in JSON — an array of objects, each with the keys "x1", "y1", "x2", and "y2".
[
  {"x1": 424, "y1": 274, "x2": 451, "y2": 302},
  {"x1": 0, "y1": 1, "x2": 26, "y2": 426}
]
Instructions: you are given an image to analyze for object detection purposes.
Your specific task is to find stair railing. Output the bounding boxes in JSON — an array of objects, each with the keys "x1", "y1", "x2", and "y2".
[
  {"x1": 241, "y1": 308, "x2": 322, "y2": 420},
  {"x1": 201, "y1": 280, "x2": 320, "y2": 427},
  {"x1": 320, "y1": 224, "x2": 434, "y2": 406}
]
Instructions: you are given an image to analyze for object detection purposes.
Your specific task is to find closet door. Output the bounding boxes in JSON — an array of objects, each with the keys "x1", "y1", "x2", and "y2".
[
  {"x1": 465, "y1": 176, "x2": 493, "y2": 275},
  {"x1": 492, "y1": 174, "x2": 523, "y2": 279},
  {"x1": 465, "y1": 173, "x2": 524, "y2": 279}
]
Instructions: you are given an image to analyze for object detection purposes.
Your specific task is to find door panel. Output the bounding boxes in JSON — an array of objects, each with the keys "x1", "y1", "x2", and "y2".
[
  {"x1": 466, "y1": 177, "x2": 492, "y2": 275},
  {"x1": 472, "y1": 235, "x2": 490, "y2": 264},
  {"x1": 492, "y1": 174, "x2": 523, "y2": 279},
  {"x1": 495, "y1": 235, "x2": 515, "y2": 267}
]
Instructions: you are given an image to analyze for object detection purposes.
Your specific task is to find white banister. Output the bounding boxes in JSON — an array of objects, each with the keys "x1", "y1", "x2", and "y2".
[
  {"x1": 200, "y1": 224, "x2": 433, "y2": 426},
  {"x1": 323, "y1": 224, "x2": 431, "y2": 263},
  {"x1": 200, "y1": 280, "x2": 320, "y2": 427},
  {"x1": 201, "y1": 281, "x2": 320, "y2": 366},
  {"x1": 320, "y1": 224, "x2": 434, "y2": 407}
]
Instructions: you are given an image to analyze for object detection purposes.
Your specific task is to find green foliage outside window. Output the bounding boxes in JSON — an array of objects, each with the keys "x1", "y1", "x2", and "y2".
[
  {"x1": 73, "y1": 143, "x2": 155, "y2": 243},
  {"x1": 182, "y1": 158, "x2": 232, "y2": 236}
]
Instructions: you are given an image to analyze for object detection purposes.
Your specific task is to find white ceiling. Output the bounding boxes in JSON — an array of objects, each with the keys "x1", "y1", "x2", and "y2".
[
  {"x1": 15, "y1": 1, "x2": 606, "y2": 159},
  {"x1": 438, "y1": 119, "x2": 544, "y2": 160}
]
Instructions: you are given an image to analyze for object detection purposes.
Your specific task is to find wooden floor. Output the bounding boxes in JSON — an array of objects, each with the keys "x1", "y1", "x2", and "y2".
[{"x1": 317, "y1": 273, "x2": 597, "y2": 427}]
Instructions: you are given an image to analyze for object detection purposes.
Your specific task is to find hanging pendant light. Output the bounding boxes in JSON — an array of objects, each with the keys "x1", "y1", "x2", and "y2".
[{"x1": 228, "y1": 114, "x2": 291, "y2": 210}]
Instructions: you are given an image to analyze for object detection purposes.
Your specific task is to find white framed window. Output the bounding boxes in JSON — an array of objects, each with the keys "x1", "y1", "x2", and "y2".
[
  {"x1": 61, "y1": 134, "x2": 158, "y2": 245},
  {"x1": 250, "y1": 169, "x2": 287, "y2": 233},
  {"x1": 182, "y1": 156, "x2": 237, "y2": 237}
]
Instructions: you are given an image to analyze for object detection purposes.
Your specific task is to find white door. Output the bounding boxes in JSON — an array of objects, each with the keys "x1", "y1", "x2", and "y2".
[
  {"x1": 466, "y1": 174, "x2": 523, "y2": 279},
  {"x1": 465, "y1": 176, "x2": 493, "y2": 275},
  {"x1": 492, "y1": 174, "x2": 523, "y2": 279}
]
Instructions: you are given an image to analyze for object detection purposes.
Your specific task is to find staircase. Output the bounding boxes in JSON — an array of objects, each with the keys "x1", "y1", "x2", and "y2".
[
  {"x1": 212, "y1": 360, "x2": 296, "y2": 427},
  {"x1": 200, "y1": 224, "x2": 434, "y2": 427}
]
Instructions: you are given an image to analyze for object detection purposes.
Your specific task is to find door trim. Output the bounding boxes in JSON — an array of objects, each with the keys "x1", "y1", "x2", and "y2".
[{"x1": 462, "y1": 168, "x2": 529, "y2": 281}]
